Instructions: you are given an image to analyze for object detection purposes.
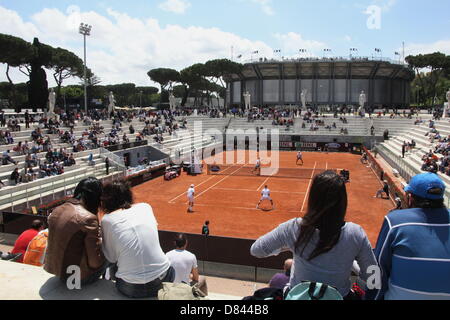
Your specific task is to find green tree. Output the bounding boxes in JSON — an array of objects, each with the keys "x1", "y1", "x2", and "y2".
[
  {"x1": 50, "y1": 47, "x2": 84, "y2": 110},
  {"x1": 147, "y1": 68, "x2": 180, "y2": 103},
  {"x1": 28, "y1": 38, "x2": 53, "y2": 112},
  {"x1": 0, "y1": 33, "x2": 34, "y2": 109},
  {"x1": 179, "y1": 63, "x2": 206, "y2": 106},
  {"x1": 406, "y1": 52, "x2": 450, "y2": 106},
  {"x1": 204, "y1": 59, "x2": 243, "y2": 108}
]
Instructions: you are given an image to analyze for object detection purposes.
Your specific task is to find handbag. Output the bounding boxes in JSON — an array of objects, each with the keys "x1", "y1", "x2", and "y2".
[{"x1": 158, "y1": 282, "x2": 209, "y2": 300}]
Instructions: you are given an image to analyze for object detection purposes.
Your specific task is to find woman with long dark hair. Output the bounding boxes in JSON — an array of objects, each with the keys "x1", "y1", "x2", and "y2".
[
  {"x1": 251, "y1": 171, "x2": 377, "y2": 299},
  {"x1": 44, "y1": 177, "x2": 106, "y2": 285}
]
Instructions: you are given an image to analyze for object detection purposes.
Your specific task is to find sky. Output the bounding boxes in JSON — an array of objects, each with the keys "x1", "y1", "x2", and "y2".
[{"x1": 0, "y1": 0, "x2": 449, "y2": 87}]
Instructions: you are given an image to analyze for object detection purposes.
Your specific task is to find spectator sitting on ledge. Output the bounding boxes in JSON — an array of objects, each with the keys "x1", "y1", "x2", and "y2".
[
  {"x1": 10, "y1": 220, "x2": 45, "y2": 263},
  {"x1": 44, "y1": 177, "x2": 106, "y2": 285},
  {"x1": 101, "y1": 180, "x2": 175, "y2": 298},
  {"x1": 269, "y1": 259, "x2": 293, "y2": 290}
]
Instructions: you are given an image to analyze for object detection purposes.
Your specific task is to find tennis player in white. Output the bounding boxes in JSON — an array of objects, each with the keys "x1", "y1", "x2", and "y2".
[
  {"x1": 257, "y1": 185, "x2": 274, "y2": 210},
  {"x1": 187, "y1": 184, "x2": 195, "y2": 213},
  {"x1": 296, "y1": 151, "x2": 304, "y2": 165},
  {"x1": 252, "y1": 157, "x2": 261, "y2": 175}
]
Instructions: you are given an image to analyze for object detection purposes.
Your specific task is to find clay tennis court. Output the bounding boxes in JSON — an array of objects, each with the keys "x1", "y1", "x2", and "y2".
[{"x1": 132, "y1": 151, "x2": 394, "y2": 246}]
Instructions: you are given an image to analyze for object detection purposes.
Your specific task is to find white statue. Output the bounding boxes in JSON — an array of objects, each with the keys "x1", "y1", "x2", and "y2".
[
  {"x1": 359, "y1": 90, "x2": 366, "y2": 109},
  {"x1": 301, "y1": 89, "x2": 308, "y2": 110},
  {"x1": 243, "y1": 91, "x2": 251, "y2": 110},
  {"x1": 169, "y1": 92, "x2": 176, "y2": 111},
  {"x1": 444, "y1": 88, "x2": 450, "y2": 119},
  {"x1": 48, "y1": 88, "x2": 56, "y2": 115},
  {"x1": 108, "y1": 91, "x2": 116, "y2": 114}
]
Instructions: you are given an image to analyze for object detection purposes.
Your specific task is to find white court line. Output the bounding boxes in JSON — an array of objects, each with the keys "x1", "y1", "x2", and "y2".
[
  {"x1": 194, "y1": 203, "x2": 260, "y2": 211},
  {"x1": 256, "y1": 176, "x2": 271, "y2": 191},
  {"x1": 212, "y1": 187, "x2": 306, "y2": 194},
  {"x1": 194, "y1": 203, "x2": 303, "y2": 213},
  {"x1": 168, "y1": 164, "x2": 239, "y2": 203},
  {"x1": 300, "y1": 161, "x2": 317, "y2": 213},
  {"x1": 193, "y1": 164, "x2": 248, "y2": 200}
]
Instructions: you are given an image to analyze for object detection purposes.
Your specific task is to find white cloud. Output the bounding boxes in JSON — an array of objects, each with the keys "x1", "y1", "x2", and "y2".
[
  {"x1": 250, "y1": 0, "x2": 274, "y2": 16},
  {"x1": 158, "y1": 0, "x2": 191, "y2": 14},
  {"x1": 0, "y1": 5, "x2": 278, "y2": 87},
  {"x1": 372, "y1": 0, "x2": 397, "y2": 12},
  {"x1": 273, "y1": 32, "x2": 327, "y2": 57},
  {"x1": 344, "y1": 35, "x2": 352, "y2": 42},
  {"x1": 402, "y1": 40, "x2": 450, "y2": 57}
]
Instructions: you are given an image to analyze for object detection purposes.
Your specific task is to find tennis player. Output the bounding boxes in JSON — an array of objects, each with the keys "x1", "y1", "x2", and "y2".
[
  {"x1": 257, "y1": 185, "x2": 274, "y2": 210},
  {"x1": 296, "y1": 151, "x2": 304, "y2": 165},
  {"x1": 252, "y1": 157, "x2": 261, "y2": 175},
  {"x1": 187, "y1": 184, "x2": 195, "y2": 213}
]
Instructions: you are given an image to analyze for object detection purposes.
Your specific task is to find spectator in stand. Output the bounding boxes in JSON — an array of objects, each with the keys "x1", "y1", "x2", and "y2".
[
  {"x1": 23, "y1": 226, "x2": 49, "y2": 267},
  {"x1": 65, "y1": 153, "x2": 76, "y2": 167},
  {"x1": 367, "y1": 173, "x2": 450, "y2": 300},
  {"x1": 44, "y1": 178, "x2": 106, "y2": 285},
  {"x1": 101, "y1": 180, "x2": 174, "y2": 298},
  {"x1": 9, "y1": 167, "x2": 20, "y2": 185},
  {"x1": 166, "y1": 233, "x2": 208, "y2": 296},
  {"x1": 105, "y1": 157, "x2": 110, "y2": 175},
  {"x1": 25, "y1": 110, "x2": 30, "y2": 129},
  {"x1": 268, "y1": 259, "x2": 293, "y2": 289},
  {"x1": 0, "y1": 110, "x2": 4, "y2": 127},
  {"x1": 10, "y1": 220, "x2": 45, "y2": 263},
  {"x1": 87, "y1": 153, "x2": 95, "y2": 166},
  {"x1": 2, "y1": 150, "x2": 17, "y2": 165},
  {"x1": 250, "y1": 171, "x2": 377, "y2": 300}
]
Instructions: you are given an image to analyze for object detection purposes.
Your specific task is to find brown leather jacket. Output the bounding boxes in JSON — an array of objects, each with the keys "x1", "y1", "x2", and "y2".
[{"x1": 44, "y1": 198, "x2": 105, "y2": 281}]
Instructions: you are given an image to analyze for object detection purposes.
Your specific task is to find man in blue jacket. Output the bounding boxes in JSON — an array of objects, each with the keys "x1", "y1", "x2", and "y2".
[{"x1": 367, "y1": 173, "x2": 450, "y2": 300}]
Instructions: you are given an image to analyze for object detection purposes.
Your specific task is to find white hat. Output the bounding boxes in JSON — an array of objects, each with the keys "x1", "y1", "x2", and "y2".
[{"x1": 190, "y1": 184, "x2": 194, "y2": 188}]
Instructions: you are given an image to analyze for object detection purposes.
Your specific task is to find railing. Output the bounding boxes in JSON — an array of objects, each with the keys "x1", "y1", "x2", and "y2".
[
  {"x1": 377, "y1": 143, "x2": 419, "y2": 182},
  {"x1": 0, "y1": 166, "x2": 125, "y2": 212},
  {"x1": 240, "y1": 56, "x2": 407, "y2": 66},
  {"x1": 99, "y1": 147, "x2": 126, "y2": 173}
]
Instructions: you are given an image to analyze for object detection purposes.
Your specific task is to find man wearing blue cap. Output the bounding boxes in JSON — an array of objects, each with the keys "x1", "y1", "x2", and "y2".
[{"x1": 367, "y1": 173, "x2": 450, "y2": 300}]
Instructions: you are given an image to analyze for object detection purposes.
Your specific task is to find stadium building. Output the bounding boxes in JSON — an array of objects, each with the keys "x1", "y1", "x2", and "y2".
[{"x1": 225, "y1": 58, "x2": 415, "y2": 109}]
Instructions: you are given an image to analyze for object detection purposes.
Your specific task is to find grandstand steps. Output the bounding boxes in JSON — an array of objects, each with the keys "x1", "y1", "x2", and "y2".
[{"x1": 378, "y1": 120, "x2": 450, "y2": 188}]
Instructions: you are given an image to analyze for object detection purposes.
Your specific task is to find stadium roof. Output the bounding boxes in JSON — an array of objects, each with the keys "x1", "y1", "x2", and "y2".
[{"x1": 226, "y1": 57, "x2": 415, "y2": 82}]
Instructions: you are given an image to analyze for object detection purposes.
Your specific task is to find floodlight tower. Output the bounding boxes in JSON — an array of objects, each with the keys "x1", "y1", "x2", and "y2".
[{"x1": 79, "y1": 23, "x2": 92, "y2": 114}]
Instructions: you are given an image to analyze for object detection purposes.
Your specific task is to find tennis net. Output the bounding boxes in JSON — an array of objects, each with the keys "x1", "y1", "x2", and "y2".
[{"x1": 206, "y1": 164, "x2": 336, "y2": 179}]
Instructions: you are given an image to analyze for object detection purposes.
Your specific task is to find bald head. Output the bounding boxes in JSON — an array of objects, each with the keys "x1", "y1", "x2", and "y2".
[{"x1": 284, "y1": 259, "x2": 293, "y2": 272}]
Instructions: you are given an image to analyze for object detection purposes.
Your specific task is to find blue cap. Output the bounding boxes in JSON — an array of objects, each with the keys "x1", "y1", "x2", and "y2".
[{"x1": 404, "y1": 173, "x2": 446, "y2": 200}]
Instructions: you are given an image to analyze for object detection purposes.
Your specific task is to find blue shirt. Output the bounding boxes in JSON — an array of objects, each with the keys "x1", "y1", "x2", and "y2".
[{"x1": 367, "y1": 207, "x2": 450, "y2": 300}]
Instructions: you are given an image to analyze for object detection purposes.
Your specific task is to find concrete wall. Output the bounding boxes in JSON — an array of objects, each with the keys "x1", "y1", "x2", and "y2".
[{"x1": 113, "y1": 146, "x2": 169, "y2": 167}]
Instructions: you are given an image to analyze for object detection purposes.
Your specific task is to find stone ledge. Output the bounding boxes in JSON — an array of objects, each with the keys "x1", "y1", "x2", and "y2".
[{"x1": 0, "y1": 260, "x2": 241, "y2": 300}]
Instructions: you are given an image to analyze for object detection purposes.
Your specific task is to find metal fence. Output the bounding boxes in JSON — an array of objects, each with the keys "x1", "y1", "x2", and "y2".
[
  {"x1": 0, "y1": 165, "x2": 125, "y2": 212},
  {"x1": 99, "y1": 147, "x2": 126, "y2": 171}
]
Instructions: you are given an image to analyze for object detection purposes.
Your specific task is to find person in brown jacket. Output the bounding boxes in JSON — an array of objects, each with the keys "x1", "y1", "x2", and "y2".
[{"x1": 44, "y1": 177, "x2": 106, "y2": 286}]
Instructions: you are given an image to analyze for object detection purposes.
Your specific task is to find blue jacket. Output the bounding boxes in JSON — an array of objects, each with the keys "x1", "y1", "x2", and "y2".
[{"x1": 367, "y1": 207, "x2": 450, "y2": 300}]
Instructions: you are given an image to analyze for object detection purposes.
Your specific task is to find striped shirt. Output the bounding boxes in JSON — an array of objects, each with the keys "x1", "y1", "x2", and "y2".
[{"x1": 367, "y1": 207, "x2": 450, "y2": 300}]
